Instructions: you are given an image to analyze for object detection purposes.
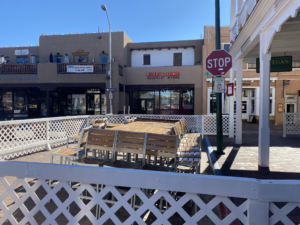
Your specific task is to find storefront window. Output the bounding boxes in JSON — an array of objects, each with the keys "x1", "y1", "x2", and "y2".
[
  {"x1": 242, "y1": 89, "x2": 248, "y2": 97},
  {"x1": 72, "y1": 94, "x2": 86, "y2": 114},
  {"x1": 251, "y1": 99, "x2": 255, "y2": 114},
  {"x1": 250, "y1": 89, "x2": 255, "y2": 98},
  {"x1": 182, "y1": 90, "x2": 194, "y2": 115},
  {"x1": 101, "y1": 94, "x2": 106, "y2": 114},
  {"x1": 40, "y1": 96, "x2": 47, "y2": 117},
  {"x1": 140, "y1": 91, "x2": 154, "y2": 99},
  {"x1": 154, "y1": 91, "x2": 160, "y2": 114},
  {"x1": 14, "y1": 90, "x2": 27, "y2": 114},
  {"x1": 2, "y1": 90, "x2": 13, "y2": 113},
  {"x1": 171, "y1": 91, "x2": 180, "y2": 114},
  {"x1": 160, "y1": 90, "x2": 171, "y2": 114}
]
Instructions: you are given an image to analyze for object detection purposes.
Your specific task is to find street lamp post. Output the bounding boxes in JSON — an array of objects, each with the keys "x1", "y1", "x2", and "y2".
[{"x1": 101, "y1": 4, "x2": 112, "y2": 114}]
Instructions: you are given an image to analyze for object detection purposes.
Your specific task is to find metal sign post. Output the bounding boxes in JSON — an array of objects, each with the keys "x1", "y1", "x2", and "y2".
[{"x1": 215, "y1": 0, "x2": 223, "y2": 154}]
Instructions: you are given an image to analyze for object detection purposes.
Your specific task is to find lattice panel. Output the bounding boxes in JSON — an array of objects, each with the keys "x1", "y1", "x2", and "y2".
[
  {"x1": 285, "y1": 113, "x2": 300, "y2": 134},
  {"x1": 0, "y1": 176, "x2": 248, "y2": 225},
  {"x1": 269, "y1": 202, "x2": 300, "y2": 225},
  {"x1": 202, "y1": 115, "x2": 229, "y2": 135}
]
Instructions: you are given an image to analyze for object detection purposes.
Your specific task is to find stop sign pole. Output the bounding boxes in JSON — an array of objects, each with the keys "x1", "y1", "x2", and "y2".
[{"x1": 215, "y1": 0, "x2": 224, "y2": 155}]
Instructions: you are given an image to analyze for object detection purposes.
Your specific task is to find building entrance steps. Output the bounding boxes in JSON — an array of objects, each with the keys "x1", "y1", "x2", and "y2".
[{"x1": 208, "y1": 122, "x2": 300, "y2": 180}]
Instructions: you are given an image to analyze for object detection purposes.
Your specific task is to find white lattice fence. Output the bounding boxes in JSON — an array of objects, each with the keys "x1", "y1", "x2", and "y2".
[
  {"x1": 283, "y1": 113, "x2": 300, "y2": 137},
  {"x1": 0, "y1": 161, "x2": 260, "y2": 225},
  {"x1": 202, "y1": 115, "x2": 229, "y2": 136}
]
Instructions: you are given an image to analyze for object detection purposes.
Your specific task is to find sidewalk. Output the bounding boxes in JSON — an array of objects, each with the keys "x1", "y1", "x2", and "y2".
[{"x1": 208, "y1": 122, "x2": 300, "y2": 179}]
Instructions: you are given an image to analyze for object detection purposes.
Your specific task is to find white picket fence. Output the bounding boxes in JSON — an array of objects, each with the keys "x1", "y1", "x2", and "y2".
[
  {"x1": 283, "y1": 113, "x2": 300, "y2": 137},
  {"x1": 0, "y1": 161, "x2": 299, "y2": 225},
  {"x1": 0, "y1": 114, "x2": 229, "y2": 160}
]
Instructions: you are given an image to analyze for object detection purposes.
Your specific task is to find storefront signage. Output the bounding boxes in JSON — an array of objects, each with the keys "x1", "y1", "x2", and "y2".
[
  {"x1": 67, "y1": 65, "x2": 94, "y2": 73},
  {"x1": 278, "y1": 103, "x2": 283, "y2": 113},
  {"x1": 15, "y1": 49, "x2": 29, "y2": 55},
  {"x1": 226, "y1": 83, "x2": 234, "y2": 96},
  {"x1": 214, "y1": 77, "x2": 225, "y2": 93},
  {"x1": 0, "y1": 77, "x2": 38, "y2": 81},
  {"x1": 256, "y1": 56, "x2": 292, "y2": 73},
  {"x1": 147, "y1": 72, "x2": 179, "y2": 79}
]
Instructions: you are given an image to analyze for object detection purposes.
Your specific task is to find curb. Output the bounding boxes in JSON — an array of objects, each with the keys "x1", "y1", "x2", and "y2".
[{"x1": 203, "y1": 136, "x2": 222, "y2": 176}]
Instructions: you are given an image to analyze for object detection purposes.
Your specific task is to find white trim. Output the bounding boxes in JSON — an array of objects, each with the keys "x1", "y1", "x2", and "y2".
[{"x1": 206, "y1": 77, "x2": 278, "y2": 83}]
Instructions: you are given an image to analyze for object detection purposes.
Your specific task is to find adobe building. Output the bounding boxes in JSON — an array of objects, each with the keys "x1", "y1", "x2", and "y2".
[
  {"x1": 0, "y1": 31, "x2": 203, "y2": 120},
  {"x1": 202, "y1": 25, "x2": 300, "y2": 125}
]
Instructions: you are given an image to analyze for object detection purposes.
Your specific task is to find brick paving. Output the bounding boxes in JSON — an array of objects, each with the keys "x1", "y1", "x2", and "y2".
[{"x1": 209, "y1": 122, "x2": 300, "y2": 179}]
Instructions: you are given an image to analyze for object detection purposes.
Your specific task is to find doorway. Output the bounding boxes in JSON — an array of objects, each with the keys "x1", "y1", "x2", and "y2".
[
  {"x1": 140, "y1": 99, "x2": 154, "y2": 114},
  {"x1": 285, "y1": 95, "x2": 297, "y2": 113},
  {"x1": 87, "y1": 94, "x2": 101, "y2": 115}
]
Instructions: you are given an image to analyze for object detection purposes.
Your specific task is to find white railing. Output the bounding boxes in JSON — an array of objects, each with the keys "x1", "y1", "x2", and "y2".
[
  {"x1": 0, "y1": 114, "x2": 229, "y2": 160},
  {"x1": 0, "y1": 161, "x2": 299, "y2": 225},
  {"x1": 230, "y1": 0, "x2": 258, "y2": 44},
  {"x1": 283, "y1": 113, "x2": 300, "y2": 137}
]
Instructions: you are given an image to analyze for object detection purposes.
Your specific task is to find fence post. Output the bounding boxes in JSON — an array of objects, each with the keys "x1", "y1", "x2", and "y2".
[
  {"x1": 247, "y1": 199, "x2": 269, "y2": 225},
  {"x1": 44, "y1": 120, "x2": 51, "y2": 150},
  {"x1": 283, "y1": 113, "x2": 286, "y2": 138}
]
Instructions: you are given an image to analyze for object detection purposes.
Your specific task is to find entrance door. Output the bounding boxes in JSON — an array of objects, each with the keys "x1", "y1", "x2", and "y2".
[
  {"x1": 28, "y1": 95, "x2": 39, "y2": 118},
  {"x1": 286, "y1": 103, "x2": 297, "y2": 113},
  {"x1": 87, "y1": 94, "x2": 101, "y2": 115},
  {"x1": 146, "y1": 100, "x2": 154, "y2": 114},
  {"x1": 140, "y1": 99, "x2": 154, "y2": 114}
]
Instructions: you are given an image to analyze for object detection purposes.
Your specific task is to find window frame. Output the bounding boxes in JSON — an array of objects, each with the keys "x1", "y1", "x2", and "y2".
[
  {"x1": 16, "y1": 56, "x2": 29, "y2": 64},
  {"x1": 143, "y1": 54, "x2": 150, "y2": 65},
  {"x1": 173, "y1": 53, "x2": 183, "y2": 66},
  {"x1": 4, "y1": 56, "x2": 10, "y2": 64},
  {"x1": 99, "y1": 53, "x2": 108, "y2": 63},
  {"x1": 72, "y1": 52, "x2": 89, "y2": 63}
]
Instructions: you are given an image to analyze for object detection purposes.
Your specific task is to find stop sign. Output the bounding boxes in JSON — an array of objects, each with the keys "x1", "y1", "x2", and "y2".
[{"x1": 206, "y1": 50, "x2": 232, "y2": 76}]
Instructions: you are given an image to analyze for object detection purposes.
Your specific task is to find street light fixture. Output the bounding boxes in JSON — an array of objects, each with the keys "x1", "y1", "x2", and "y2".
[{"x1": 101, "y1": 4, "x2": 112, "y2": 114}]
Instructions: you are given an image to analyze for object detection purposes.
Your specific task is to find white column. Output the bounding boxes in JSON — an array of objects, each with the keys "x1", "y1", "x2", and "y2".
[
  {"x1": 235, "y1": 59, "x2": 243, "y2": 144},
  {"x1": 237, "y1": 0, "x2": 244, "y2": 13},
  {"x1": 259, "y1": 32, "x2": 271, "y2": 167},
  {"x1": 230, "y1": 0, "x2": 237, "y2": 27},
  {"x1": 229, "y1": 67, "x2": 235, "y2": 138}
]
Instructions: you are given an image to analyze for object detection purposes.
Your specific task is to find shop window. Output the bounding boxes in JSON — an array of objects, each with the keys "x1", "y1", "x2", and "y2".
[
  {"x1": 2, "y1": 89, "x2": 13, "y2": 113},
  {"x1": 101, "y1": 94, "x2": 106, "y2": 114},
  {"x1": 173, "y1": 53, "x2": 182, "y2": 66},
  {"x1": 160, "y1": 90, "x2": 171, "y2": 114},
  {"x1": 242, "y1": 89, "x2": 248, "y2": 97},
  {"x1": 143, "y1": 54, "x2": 150, "y2": 65},
  {"x1": 87, "y1": 89, "x2": 101, "y2": 93},
  {"x1": 72, "y1": 94, "x2": 86, "y2": 114},
  {"x1": 4, "y1": 57, "x2": 9, "y2": 64},
  {"x1": 119, "y1": 65, "x2": 123, "y2": 76},
  {"x1": 16, "y1": 57, "x2": 28, "y2": 64},
  {"x1": 140, "y1": 91, "x2": 154, "y2": 99},
  {"x1": 251, "y1": 99, "x2": 255, "y2": 114},
  {"x1": 154, "y1": 91, "x2": 160, "y2": 114},
  {"x1": 250, "y1": 89, "x2": 255, "y2": 98},
  {"x1": 292, "y1": 60, "x2": 300, "y2": 68},
  {"x1": 248, "y1": 63, "x2": 256, "y2": 69},
  {"x1": 183, "y1": 90, "x2": 194, "y2": 115},
  {"x1": 100, "y1": 54, "x2": 108, "y2": 63},
  {"x1": 170, "y1": 91, "x2": 180, "y2": 114},
  {"x1": 55, "y1": 56, "x2": 63, "y2": 63},
  {"x1": 14, "y1": 90, "x2": 28, "y2": 114}
]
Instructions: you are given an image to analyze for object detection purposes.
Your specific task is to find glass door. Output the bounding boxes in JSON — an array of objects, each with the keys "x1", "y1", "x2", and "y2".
[
  {"x1": 87, "y1": 94, "x2": 101, "y2": 115},
  {"x1": 146, "y1": 100, "x2": 154, "y2": 114},
  {"x1": 28, "y1": 95, "x2": 39, "y2": 118},
  {"x1": 140, "y1": 100, "x2": 146, "y2": 114}
]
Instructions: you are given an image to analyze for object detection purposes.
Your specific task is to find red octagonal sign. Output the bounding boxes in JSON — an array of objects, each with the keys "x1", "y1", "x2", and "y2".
[{"x1": 206, "y1": 50, "x2": 232, "y2": 76}]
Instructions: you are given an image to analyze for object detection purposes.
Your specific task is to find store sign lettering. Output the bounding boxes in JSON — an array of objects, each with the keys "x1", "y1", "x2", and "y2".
[
  {"x1": 147, "y1": 72, "x2": 179, "y2": 79},
  {"x1": 0, "y1": 77, "x2": 38, "y2": 81}
]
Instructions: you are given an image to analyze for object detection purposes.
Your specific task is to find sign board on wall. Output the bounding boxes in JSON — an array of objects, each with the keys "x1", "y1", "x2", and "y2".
[
  {"x1": 226, "y1": 83, "x2": 234, "y2": 96},
  {"x1": 147, "y1": 72, "x2": 179, "y2": 79},
  {"x1": 15, "y1": 50, "x2": 29, "y2": 55},
  {"x1": 67, "y1": 65, "x2": 93, "y2": 73},
  {"x1": 278, "y1": 103, "x2": 283, "y2": 113},
  {"x1": 214, "y1": 77, "x2": 225, "y2": 93},
  {"x1": 256, "y1": 56, "x2": 292, "y2": 73}
]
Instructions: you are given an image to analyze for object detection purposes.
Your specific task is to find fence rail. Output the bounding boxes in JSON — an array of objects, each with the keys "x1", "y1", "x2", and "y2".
[
  {"x1": 0, "y1": 64, "x2": 38, "y2": 74},
  {"x1": 283, "y1": 113, "x2": 300, "y2": 137},
  {"x1": 0, "y1": 161, "x2": 299, "y2": 224},
  {"x1": 57, "y1": 63, "x2": 107, "y2": 74},
  {"x1": 0, "y1": 114, "x2": 230, "y2": 160}
]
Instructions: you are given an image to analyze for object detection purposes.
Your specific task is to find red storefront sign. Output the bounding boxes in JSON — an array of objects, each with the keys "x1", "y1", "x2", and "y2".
[
  {"x1": 147, "y1": 72, "x2": 179, "y2": 77},
  {"x1": 226, "y1": 83, "x2": 234, "y2": 96}
]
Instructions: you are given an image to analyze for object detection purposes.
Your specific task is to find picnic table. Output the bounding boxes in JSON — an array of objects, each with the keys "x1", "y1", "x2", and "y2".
[{"x1": 105, "y1": 121, "x2": 175, "y2": 134}]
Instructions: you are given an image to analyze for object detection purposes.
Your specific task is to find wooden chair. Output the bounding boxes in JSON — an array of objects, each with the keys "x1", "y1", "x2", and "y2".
[
  {"x1": 141, "y1": 133, "x2": 178, "y2": 171},
  {"x1": 51, "y1": 127, "x2": 90, "y2": 165},
  {"x1": 102, "y1": 131, "x2": 145, "y2": 169}
]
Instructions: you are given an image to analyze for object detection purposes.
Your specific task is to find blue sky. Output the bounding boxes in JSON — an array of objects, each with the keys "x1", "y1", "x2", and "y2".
[{"x1": 0, "y1": 0, "x2": 230, "y2": 47}]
